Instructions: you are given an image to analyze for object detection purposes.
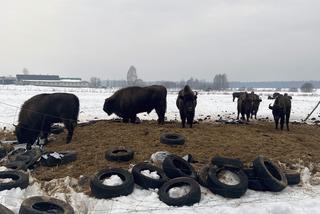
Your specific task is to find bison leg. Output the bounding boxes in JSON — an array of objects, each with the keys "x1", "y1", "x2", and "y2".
[
  {"x1": 123, "y1": 117, "x2": 129, "y2": 123},
  {"x1": 180, "y1": 114, "x2": 186, "y2": 128},
  {"x1": 280, "y1": 114, "x2": 285, "y2": 130},
  {"x1": 274, "y1": 115, "x2": 279, "y2": 129},
  {"x1": 156, "y1": 108, "x2": 165, "y2": 125},
  {"x1": 286, "y1": 112, "x2": 290, "y2": 131},
  {"x1": 130, "y1": 115, "x2": 136, "y2": 124},
  {"x1": 64, "y1": 120, "x2": 75, "y2": 143}
]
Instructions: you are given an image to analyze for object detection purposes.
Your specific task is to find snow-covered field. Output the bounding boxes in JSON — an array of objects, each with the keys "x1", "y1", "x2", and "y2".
[
  {"x1": 0, "y1": 85, "x2": 320, "y2": 213},
  {"x1": 0, "y1": 85, "x2": 319, "y2": 130}
]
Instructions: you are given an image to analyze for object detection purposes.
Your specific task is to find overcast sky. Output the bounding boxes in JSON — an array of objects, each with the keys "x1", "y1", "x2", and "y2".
[{"x1": 0, "y1": 0, "x2": 319, "y2": 82}]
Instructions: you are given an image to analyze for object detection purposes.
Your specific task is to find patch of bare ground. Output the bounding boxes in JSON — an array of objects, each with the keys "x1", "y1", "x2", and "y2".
[{"x1": 1, "y1": 120, "x2": 320, "y2": 191}]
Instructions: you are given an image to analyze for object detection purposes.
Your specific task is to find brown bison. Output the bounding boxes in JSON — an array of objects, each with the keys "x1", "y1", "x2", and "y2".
[
  {"x1": 237, "y1": 92, "x2": 254, "y2": 121},
  {"x1": 176, "y1": 85, "x2": 197, "y2": 128},
  {"x1": 15, "y1": 93, "x2": 79, "y2": 150},
  {"x1": 269, "y1": 93, "x2": 292, "y2": 131},
  {"x1": 251, "y1": 94, "x2": 262, "y2": 119},
  {"x1": 103, "y1": 85, "x2": 167, "y2": 124},
  {"x1": 232, "y1": 92, "x2": 245, "y2": 102}
]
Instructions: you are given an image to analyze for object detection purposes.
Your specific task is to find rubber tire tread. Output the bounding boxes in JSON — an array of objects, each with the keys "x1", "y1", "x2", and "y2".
[
  {"x1": 158, "y1": 177, "x2": 201, "y2": 207},
  {"x1": 207, "y1": 166, "x2": 248, "y2": 198},
  {"x1": 160, "y1": 133, "x2": 185, "y2": 145},
  {"x1": 0, "y1": 170, "x2": 29, "y2": 191},
  {"x1": 253, "y1": 156, "x2": 287, "y2": 192},
  {"x1": 90, "y1": 168, "x2": 134, "y2": 199},
  {"x1": 105, "y1": 148, "x2": 134, "y2": 162},
  {"x1": 162, "y1": 154, "x2": 197, "y2": 179},
  {"x1": 132, "y1": 163, "x2": 168, "y2": 189},
  {"x1": 19, "y1": 196, "x2": 74, "y2": 214}
]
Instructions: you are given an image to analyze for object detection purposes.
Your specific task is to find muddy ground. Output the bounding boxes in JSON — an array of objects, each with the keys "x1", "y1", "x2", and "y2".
[{"x1": 1, "y1": 120, "x2": 320, "y2": 191}]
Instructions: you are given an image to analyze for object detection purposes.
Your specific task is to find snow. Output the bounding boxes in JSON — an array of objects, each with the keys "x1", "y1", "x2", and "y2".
[
  {"x1": 0, "y1": 167, "x2": 319, "y2": 213},
  {"x1": 0, "y1": 178, "x2": 13, "y2": 183},
  {"x1": 141, "y1": 170, "x2": 160, "y2": 180},
  {"x1": 218, "y1": 170, "x2": 240, "y2": 186},
  {"x1": 102, "y1": 175, "x2": 123, "y2": 186},
  {"x1": 49, "y1": 152, "x2": 64, "y2": 159},
  {"x1": 168, "y1": 186, "x2": 191, "y2": 198},
  {"x1": 0, "y1": 85, "x2": 319, "y2": 130}
]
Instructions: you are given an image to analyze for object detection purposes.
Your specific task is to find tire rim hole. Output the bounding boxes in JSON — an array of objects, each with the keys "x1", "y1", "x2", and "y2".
[
  {"x1": 217, "y1": 170, "x2": 240, "y2": 185},
  {"x1": 32, "y1": 202, "x2": 64, "y2": 213},
  {"x1": 265, "y1": 161, "x2": 282, "y2": 180},
  {"x1": 140, "y1": 170, "x2": 160, "y2": 180},
  {"x1": 168, "y1": 184, "x2": 191, "y2": 198},
  {"x1": 101, "y1": 174, "x2": 124, "y2": 186},
  {"x1": 166, "y1": 135, "x2": 179, "y2": 139},
  {"x1": 113, "y1": 150, "x2": 128, "y2": 155},
  {"x1": 173, "y1": 160, "x2": 191, "y2": 175}
]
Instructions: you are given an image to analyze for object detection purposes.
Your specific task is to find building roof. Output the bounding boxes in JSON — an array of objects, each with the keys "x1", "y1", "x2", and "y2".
[{"x1": 16, "y1": 74, "x2": 60, "y2": 81}]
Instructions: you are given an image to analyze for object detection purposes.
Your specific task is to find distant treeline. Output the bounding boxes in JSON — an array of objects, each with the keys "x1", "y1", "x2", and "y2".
[{"x1": 101, "y1": 79, "x2": 320, "y2": 90}]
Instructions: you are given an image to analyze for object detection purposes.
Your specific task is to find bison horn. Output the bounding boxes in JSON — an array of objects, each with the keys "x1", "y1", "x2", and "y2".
[{"x1": 12, "y1": 124, "x2": 17, "y2": 127}]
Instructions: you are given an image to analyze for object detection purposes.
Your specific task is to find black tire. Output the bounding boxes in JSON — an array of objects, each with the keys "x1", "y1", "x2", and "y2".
[
  {"x1": 211, "y1": 156, "x2": 244, "y2": 169},
  {"x1": 162, "y1": 154, "x2": 197, "y2": 179},
  {"x1": 160, "y1": 133, "x2": 185, "y2": 145},
  {"x1": 0, "y1": 204, "x2": 14, "y2": 214},
  {"x1": 132, "y1": 163, "x2": 168, "y2": 189},
  {"x1": 41, "y1": 151, "x2": 77, "y2": 167},
  {"x1": 5, "y1": 161, "x2": 27, "y2": 171},
  {"x1": 285, "y1": 172, "x2": 301, "y2": 185},
  {"x1": 105, "y1": 147, "x2": 134, "y2": 162},
  {"x1": 158, "y1": 177, "x2": 201, "y2": 207},
  {"x1": 253, "y1": 156, "x2": 287, "y2": 192},
  {"x1": 19, "y1": 196, "x2": 74, "y2": 214},
  {"x1": 0, "y1": 145, "x2": 7, "y2": 159},
  {"x1": 90, "y1": 168, "x2": 134, "y2": 199},
  {"x1": 207, "y1": 166, "x2": 248, "y2": 198},
  {"x1": 198, "y1": 165, "x2": 210, "y2": 187},
  {"x1": 0, "y1": 170, "x2": 29, "y2": 191},
  {"x1": 243, "y1": 167, "x2": 267, "y2": 191}
]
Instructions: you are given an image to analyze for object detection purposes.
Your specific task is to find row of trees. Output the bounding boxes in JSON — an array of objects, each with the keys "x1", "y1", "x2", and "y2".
[{"x1": 90, "y1": 66, "x2": 316, "y2": 92}]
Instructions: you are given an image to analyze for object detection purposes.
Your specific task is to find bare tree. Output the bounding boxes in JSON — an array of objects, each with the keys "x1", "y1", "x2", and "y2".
[
  {"x1": 127, "y1": 66, "x2": 138, "y2": 86},
  {"x1": 301, "y1": 82, "x2": 314, "y2": 92},
  {"x1": 90, "y1": 77, "x2": 101, "y2": 88},
  {"x1": 213, "y1": 74, "x2": 229, "y2": 90}
]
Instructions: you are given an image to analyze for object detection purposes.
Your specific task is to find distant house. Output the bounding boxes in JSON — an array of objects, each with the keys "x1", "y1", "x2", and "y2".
[
  {"x1": 0, "y1": 76, "x2": 16, "y2": 85},
  {"x1": 16, "y1": 74, "x2": 89, "y2": 88}
]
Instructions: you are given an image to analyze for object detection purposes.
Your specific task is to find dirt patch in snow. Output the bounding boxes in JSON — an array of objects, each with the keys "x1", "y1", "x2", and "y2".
[{"x1": 1, "y1": 120, "x2": 320, "y2": 192}]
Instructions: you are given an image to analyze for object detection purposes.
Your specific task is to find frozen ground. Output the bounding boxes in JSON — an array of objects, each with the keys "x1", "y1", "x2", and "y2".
[
  {"x1": 0, "y1": 85, "x2": 319, "y2": 130},
  {"x1": 0, "y1": 166, "x2": 320, "y2": 214}
]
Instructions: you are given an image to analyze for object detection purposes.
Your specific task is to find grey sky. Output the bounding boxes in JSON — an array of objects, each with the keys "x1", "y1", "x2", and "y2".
[{"x1": 1, "y1": 0, "x2": 319, "y2": 82}]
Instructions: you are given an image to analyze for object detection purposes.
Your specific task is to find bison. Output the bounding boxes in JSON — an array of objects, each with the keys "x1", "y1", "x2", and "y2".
[
  {"x1": 176, "y1": 85, "x2": 197, "y2": 128},
  {"x1": 251, "y1": 94, "x2": 262, "y2": 119},
  {"x1": 269, "y1": 93, "x2": 292, "y2": 131},
  {"x1": 237, "y1": 92, "x2": 254, "y2": 121},
  {"x1": 232, "y1": 92, "x2": 245, "y2": 102},
  {"x1": 103, "y1": 85, "x2": 167, "y2": 124},
  {"x1": 15, "y1": 93, "x2": 79, "y2": 150}
]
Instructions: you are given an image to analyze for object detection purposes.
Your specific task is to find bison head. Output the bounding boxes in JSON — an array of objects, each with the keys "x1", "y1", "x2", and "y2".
[
  {"x1": 103, "y1": 98, "x2": 114, "y2": 115},
  {"x1": 15, "y1": 124, "x2": 38, "y2": 147}
]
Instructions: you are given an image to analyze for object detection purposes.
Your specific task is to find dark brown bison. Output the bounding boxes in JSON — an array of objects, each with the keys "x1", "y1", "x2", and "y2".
[
  {"x1": 103, "y1": 85, "x2": 167, "y2": 124},
  {"x1": 251, "y1": 94, "x2": 262, "y2": 119},
  {"x1": 15, "y1": 93, "x2": 79, "y2": 150},
  {"x1": 269, "y1": 93, "x2": 292, "y2": 131},
  {"x1": 232, "y1": 92, "x2": 245, "y2": 102},
  {"x1": 237, "y1": 92, "x2": 254, "y2": 121},
  {"x1": 176, "y1": 85, "x2": 197, "y2": 128}
]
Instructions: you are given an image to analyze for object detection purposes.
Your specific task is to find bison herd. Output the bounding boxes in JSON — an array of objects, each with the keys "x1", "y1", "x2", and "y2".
[{"x1": 15, "y1": 85, "x2": 292, "y2": 149}]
